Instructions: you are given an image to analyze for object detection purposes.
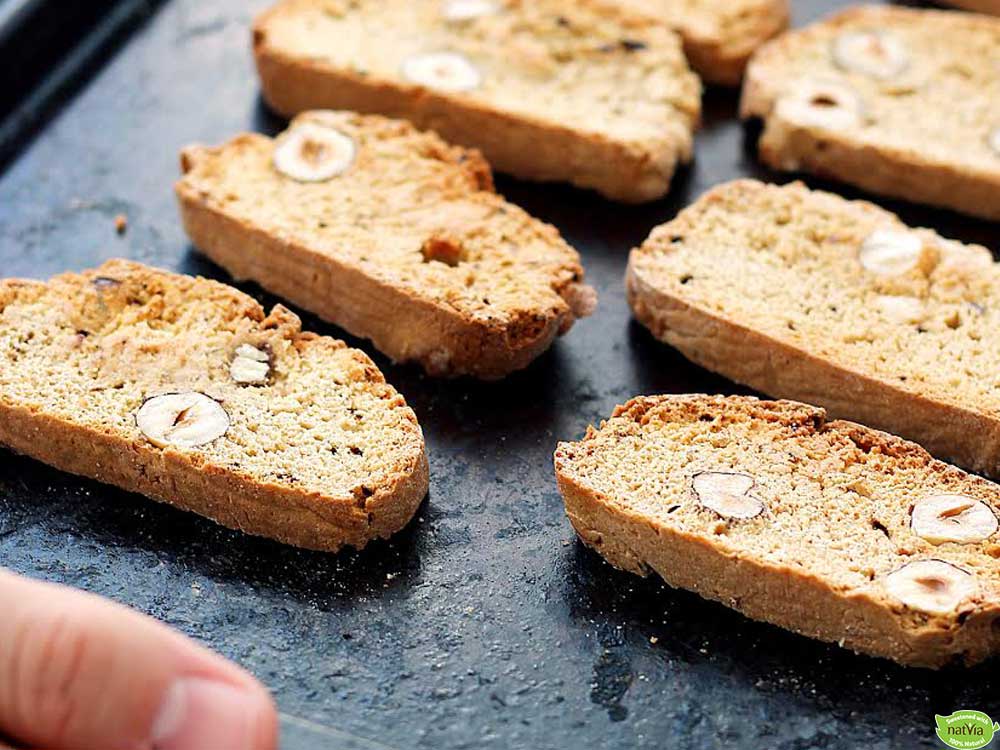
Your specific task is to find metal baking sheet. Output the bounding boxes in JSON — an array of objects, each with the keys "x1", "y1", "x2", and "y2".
[{"x1": 0, "y1": 0, "x2": 996, "y2": 748}]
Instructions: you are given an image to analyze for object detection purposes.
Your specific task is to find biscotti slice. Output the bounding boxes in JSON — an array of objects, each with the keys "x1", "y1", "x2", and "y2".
[
  {"x1": 555, "y1": 394, "x2": 1000, "y2": 668},
  {"x1": 0, "y1": 260, "x2": 428, "y2": 552},
  {"x1": 627, "y1": 179, "x2": 1000, "y2": 476},
  {"x1": 252, "y1": 0, "x2": 700, "y2": 202},
  {"x1": 740, "y1": 5, "x2": 1000, "y2": 220},
  {"x1": 610, "y1": 0, "x2": 789, "y2": 85},
  {"x1": 177, "y1": 111, "x2": 596, "y2": 380},
  {"x1": 939, "y1": 0, "x2": 1000, "y2": 14}
]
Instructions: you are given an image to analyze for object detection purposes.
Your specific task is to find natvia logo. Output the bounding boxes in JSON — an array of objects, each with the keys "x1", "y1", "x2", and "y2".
[{"x1": 936, "y1": 710, "x2": 1000, "y2": 750}]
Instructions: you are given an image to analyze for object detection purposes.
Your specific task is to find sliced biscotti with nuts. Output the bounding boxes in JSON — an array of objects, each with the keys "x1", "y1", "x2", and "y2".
[
  {"x1": 610, "y1": 0, "x2": 789, "y2": 85},
  {"x1": 176, "y1": 111, "x2": 596, "y2": 380},
  {"x1": 627, "y1": 179, "x2": 1000, "y2": 476},
  {"x1": 0, "y1": 260, "x2": 428, "y2": 552},
  {"x1": 740, "y1": 5, "x2": 1000, "y2": 220},
  {"x1": 252, "y1": 0, "x2": 700, "y2": 202},
  {"x1": 555, "y1": 394, "x2": 1000, "y2": 667}
]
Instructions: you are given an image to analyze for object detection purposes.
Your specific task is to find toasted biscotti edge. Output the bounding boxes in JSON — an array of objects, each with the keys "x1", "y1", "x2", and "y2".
[
  {"x1": 739, "y1": 7, "x2": 1000, "y2": 220},
  {"x1": 0, "y1": 265, "x2": 429, "y2": 552},
  {"x1": 605, "y1": 0, "x2": 789, "y2": 84},
  {"x1": 175, "y1": 134, "x2": 592, "y2": 380},
  {"x1": 938, "y1": 0, "x2": 1000, "y2": 14},
  {"x1": 677, "y1": 0, "x2": 790, "y2": 86},
  {"x1": 250, "y1": 6, "x2": 698, "y2": 203},
  {"x1": 554, "y1": 395, "x2": 1000, "y2": 668},
  {"x1": 624, "y1": 182, "x2": 1000, "y2": 477}
]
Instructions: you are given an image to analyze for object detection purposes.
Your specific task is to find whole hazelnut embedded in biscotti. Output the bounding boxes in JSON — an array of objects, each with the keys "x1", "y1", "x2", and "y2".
[
  {"x1": 230, "y1": 344, "x2": 271, "y2": 385},
  {"x1": 441, "y1": 0, "x2": 499, "y2": 22},
  {"x1": 401, "y1": 51, "x2": 482, "y2": 93},
  {"x1": 858, "y1": 229, "x2": 925, "y2": 276},
  {"x1": 775, "y1": 79, "x2": 864, "y2": 131},
  {"x1": 136, "y1": 392, "x2": 230, "y2": 448},
  {"x1": 883, "y1": 559, "x2": 977, "y2": 616},
  {"x1": 831, "y1": 30, "x2": 909, "y2": 79},
  {"x1": 691, "y1": 471, "x2": 764, "y2": 520},
  {"x1": 911, "y1": 494, "x2": 998, "y2": 545},
  {"x1": 273, "y1": 122, "x2": 356, "y2": 182}
]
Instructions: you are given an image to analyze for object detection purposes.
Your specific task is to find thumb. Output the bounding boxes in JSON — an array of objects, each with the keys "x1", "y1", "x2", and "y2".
[{"x1": 0, "y1": 569, "x2": 277, "y2": 750}]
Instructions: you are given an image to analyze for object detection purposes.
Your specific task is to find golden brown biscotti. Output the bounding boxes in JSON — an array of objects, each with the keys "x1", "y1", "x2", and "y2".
[
  {"x1": 610, "y1": 0, "x2": 789, "y2": 85},
  {"x1": 740, "y1": 5, "x2": 1000, "y2": 220},
  {"x1": 938, "y1": 0, "x2": 1000, "y2": 14},
  {"x1": 555, "y1": 394, "x2": 1000, "y2": 668},
  {"x1": 176, "y1": 111, "x2": 596, "y2": 380},
  {"x1": 252, "y1": 0, "x2": 701, "y2": 202},
  {"x1": 0, "y1": 260, "x2": 429, "y2": 552},
  {"x1": 627, "y1": 179, "x2": 1000, "y2": 476}
]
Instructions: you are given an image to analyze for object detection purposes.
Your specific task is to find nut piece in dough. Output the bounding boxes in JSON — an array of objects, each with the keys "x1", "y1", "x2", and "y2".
[
  {"x1": 273, "y1": 123, "x2": 356, "y2": 182},
  {"x1": 136, "y1": 392, "x2": 229, "y2": 448},
  {"x1": 832, "y1": 30, "x2": 909, "y2": 79},
  {"x1": 402, "y1": 52, "x2": 482, "y2": 93},
  {"x1": 691, "y1": 471, "x2": 764, "y2": 520},
  {"x1": 441, "y1": 0, "x2": 499, "y2": 22},
  {"x1": 874, "y1": 294, "x2": 923, "y2": 324},
  {"x1": 775, "y1": 80, "x2": 863, "y2": 131},
  {"x1": 883, "y1": 560, "x2": 977, "y2": 616},
  {"x1": 858, "y1": 230, "x2": 925, "y2": 276},
  {"x1": 230, "y1": 344, "x2": 271, "y2": 385},
  {"x1": 911, "y1": 494, "x2": 998, "y2": 545}
]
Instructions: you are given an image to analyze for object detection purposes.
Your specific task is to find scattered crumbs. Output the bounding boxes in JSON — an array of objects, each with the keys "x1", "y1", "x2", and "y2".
[{"x1": 114, "y1": 214, "x2": 128, "y2": 235}]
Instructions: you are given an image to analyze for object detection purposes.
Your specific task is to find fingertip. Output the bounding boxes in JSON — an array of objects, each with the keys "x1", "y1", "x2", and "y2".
[
  {"x1": 151, "y1": 677, "x2": 279, "y2": 750},
  {"x1": 253, "y1": 685, "x2": 281, "y2": 750},
  {"x1": 0, "y1": 569, "x2": 281, "y2": 750}
]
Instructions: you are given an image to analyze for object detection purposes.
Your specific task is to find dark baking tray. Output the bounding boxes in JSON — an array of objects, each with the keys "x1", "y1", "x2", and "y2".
[{"x1": 0, "y1": 1, "x2": 997, "y2": 748}]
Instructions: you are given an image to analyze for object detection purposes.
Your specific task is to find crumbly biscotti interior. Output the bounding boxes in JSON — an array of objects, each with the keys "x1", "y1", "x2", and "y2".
[
  {"x1": 0, "y1": 260, "x2": 424, "y2": 502},
  {"x1": 630, "y1": 180, "x2": 999, "y2": 420},
  {"x1": 557, "y1": 395, "x2": 1000, "y2": 617},
  {"x1": 257, "y1": 0, "x2": 699, "y2": 152},
  {"x1": 742, "y1": 6, "x2": 1000, "y2": 179},
  {"x1": 180, "y1": 111, "x2": 591, "y2": 340}
]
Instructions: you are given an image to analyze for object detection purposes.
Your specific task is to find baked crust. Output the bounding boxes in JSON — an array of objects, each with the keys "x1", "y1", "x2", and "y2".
[
  {"x1": 611, "y1": 0, "x2": 790, "y2": 85},
  {"x1": 176, "y1": 111, "x2": 596, "y2": 380},
  {"x1": 0, "y1": 260, "x2": 429, "y2": 552},
  {"x1": 555, "y1": 394, "x2": 1000, "y2": 668},
  {"x1": 626, "y1": 179, "x2": 1000, "y2": 476},
  {"x1": 252, "y1": 0, "x2": 700, "y2": 202},
  {"x1": 740, "y1": 5, "x2": 1000, "y2": 219},
  {"x1": 938, "y1": 0, "x2": 1000, "y2": 14}
]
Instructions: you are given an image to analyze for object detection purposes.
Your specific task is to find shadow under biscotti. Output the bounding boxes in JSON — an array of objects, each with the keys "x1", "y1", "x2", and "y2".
[
  {"x1": 0, "y1": 444, "x2": 429, "y2": 605},
  {"x1": 557, "y1": 541, "x2": 999, "y2": 742}
]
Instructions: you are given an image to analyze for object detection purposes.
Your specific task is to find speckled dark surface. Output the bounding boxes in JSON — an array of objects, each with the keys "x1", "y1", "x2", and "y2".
[{"x1": 0, "y1": 1, "x2": 997, "y2": 748}]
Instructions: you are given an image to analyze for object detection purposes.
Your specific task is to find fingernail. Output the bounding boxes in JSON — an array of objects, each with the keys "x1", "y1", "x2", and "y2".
[{"x1": 152, "y1": 678, "x2": 265, "y2": 750}]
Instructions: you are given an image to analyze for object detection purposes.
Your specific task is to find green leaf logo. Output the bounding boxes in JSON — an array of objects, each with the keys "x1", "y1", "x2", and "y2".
[{"x1": 935, "y1": 710, "x2": 998, "y2": 749}]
